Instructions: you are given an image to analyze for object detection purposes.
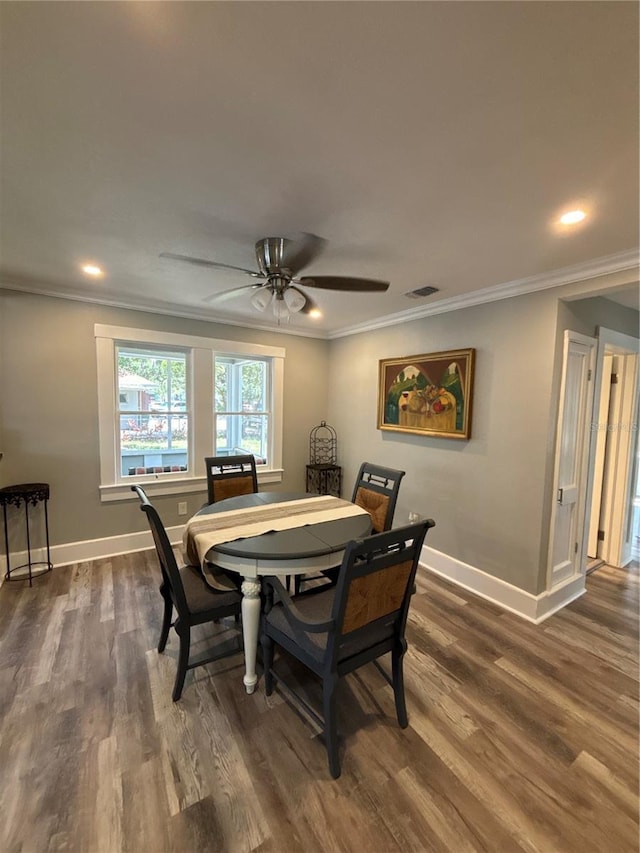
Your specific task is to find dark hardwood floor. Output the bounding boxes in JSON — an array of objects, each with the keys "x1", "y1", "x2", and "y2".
[{"x1": 1, "y1": 554, "x2": 637, "y2": 853}]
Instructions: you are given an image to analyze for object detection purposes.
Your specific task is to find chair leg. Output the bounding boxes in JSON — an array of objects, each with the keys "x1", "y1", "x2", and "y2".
[
  {"x1": 392, "y1": 640, "x2": 408, "y2": 728},
  {"x1": 323, "y1": 675, "x2": 340, "y2": 779},
  {"x1": 158, "y1": 583, "x2": 172, "y2": 653},
  {"x1": 172, "y1": 621, "x2": 190, "y2": 702},
  {"x1": 321, "y1": 567, "x2": 340, "y2": 587},
  {"x1": 261, "y1": 633, "x2": 274, "y2": 695}
]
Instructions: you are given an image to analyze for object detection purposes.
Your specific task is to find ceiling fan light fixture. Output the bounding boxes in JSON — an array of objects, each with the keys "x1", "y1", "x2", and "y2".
[
  {"x1": 272, "y1": 293, "x2": 290, "y2": 321},
  {"x1": 283, "y1": 287, "x2": 305, "y2": 314},
  {"x1": 250, "y1": 288, "x2": 273, "y2": 312}
]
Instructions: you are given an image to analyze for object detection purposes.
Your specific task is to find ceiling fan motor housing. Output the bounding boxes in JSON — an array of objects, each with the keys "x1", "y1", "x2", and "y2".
[{"x1": 256, "y1": 238, "x2": 294, "y2": 277}]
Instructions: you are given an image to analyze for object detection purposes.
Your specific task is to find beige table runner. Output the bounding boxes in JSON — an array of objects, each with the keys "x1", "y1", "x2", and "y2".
[{"x1": 183, "y1": 495, "x2": 369, "y2": 576}]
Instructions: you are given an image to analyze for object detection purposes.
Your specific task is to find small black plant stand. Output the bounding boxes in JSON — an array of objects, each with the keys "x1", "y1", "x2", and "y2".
[{"x1": 0, "y1": 483, "x2": 53, "y2": 586}]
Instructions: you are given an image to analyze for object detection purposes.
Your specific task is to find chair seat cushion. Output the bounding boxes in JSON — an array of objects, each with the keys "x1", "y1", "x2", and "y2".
[
  {"x1": 266, "y1": 587, "x2": 394, "y2": 665},
  {"x1": 179, "y1": 565, "x2": 241, "y2": 614}
]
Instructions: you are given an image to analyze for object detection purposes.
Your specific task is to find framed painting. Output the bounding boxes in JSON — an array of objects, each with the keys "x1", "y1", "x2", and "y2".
[{"x1": 378, "y1": 348, "x2": 475, "y2": 439}]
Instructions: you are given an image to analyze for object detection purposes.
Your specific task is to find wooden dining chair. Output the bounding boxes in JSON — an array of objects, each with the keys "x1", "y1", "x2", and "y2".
[
  {"x1": 204, "y1": 454, "x2": 258, "y2": 505},
  {"x1": 261, "y1": 519, "x2": 435, "y2": 778},
  {"x1": 351, "y1": 462, "x2": 406, "y2": 534},
  {"x1": 295, "y1": 462, "x2": 406, "y2": 594},
  {"x1": 132, "y1": 485, "x2": 243, "y2": 701}
]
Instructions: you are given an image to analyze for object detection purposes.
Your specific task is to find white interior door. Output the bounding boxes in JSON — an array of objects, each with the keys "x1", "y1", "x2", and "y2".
[{"x1": 548, "y1": 331, "x2": 596, "y2": 588}]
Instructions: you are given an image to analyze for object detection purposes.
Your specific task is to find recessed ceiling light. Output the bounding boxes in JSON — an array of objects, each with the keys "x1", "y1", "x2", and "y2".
[
  {"x1": 82, "y1": 264, "x2": 104, "y2": 277},
  {"x1": 559, "y1": 209, "x2": 587, "y2": 225},
  {"x1": 308, "y1": 309, "x2": 322, "y2": 319}
]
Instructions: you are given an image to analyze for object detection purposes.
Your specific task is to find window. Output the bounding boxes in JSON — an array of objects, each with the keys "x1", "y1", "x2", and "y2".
[
  {"x1": 214, "y1": 356, "x2": 270, "y2": 463},
  {"x1": 117, "y1": 345, "x2": 189, "y2": 477},
  {"x1": 96, "y1": 325, "x2": 284, "y2": 501}
]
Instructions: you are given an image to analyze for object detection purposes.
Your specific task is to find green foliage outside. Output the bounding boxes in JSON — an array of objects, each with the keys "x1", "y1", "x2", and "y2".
[
  {"x1": 123, "y1": 438, "x2": 187, "y2": 450},
  {"x1": 215, "y1": 358, "x2": 265, "y2": 412},
  {"x1": 119, "y1": 351, "x2": 267, "y2": 455},
  {"x1": 118, "y1": 352, "x2": 186, "y2": 405}
]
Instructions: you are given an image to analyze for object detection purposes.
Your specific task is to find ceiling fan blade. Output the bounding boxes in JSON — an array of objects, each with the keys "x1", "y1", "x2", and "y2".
[
  {"x1": 160, "y1": 251, "x2": 261, "y2": 277},
  {"x1": 203, "y1": 283, "x2": 264, "y2": 304},
  {"x1": 280, "y1": 233, "x2": 326, "y2": 276},
  {"x1": 297, "y1": 275, "x2": 389, "y2": 292}
]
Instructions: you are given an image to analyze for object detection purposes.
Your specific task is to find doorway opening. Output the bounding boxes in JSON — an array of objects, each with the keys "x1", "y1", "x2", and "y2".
[{"x1": 587, "y1": 329, "x2": 639, "y2": 571}]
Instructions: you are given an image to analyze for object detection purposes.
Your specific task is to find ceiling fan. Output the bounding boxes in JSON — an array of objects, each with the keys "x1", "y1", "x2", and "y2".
[{"x1": 160, "y1": 233, "x2": 389, "y2": 320}]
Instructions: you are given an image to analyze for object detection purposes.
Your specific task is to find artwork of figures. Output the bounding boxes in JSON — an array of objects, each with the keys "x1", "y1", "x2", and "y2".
[{"x1": 378, "y1": 349, "x2": 475, "y2": 439}]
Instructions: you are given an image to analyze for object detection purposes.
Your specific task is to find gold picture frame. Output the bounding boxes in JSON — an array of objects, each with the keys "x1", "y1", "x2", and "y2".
[{"x1": 378, "y1": 348, "x2": 475, "y2": 439}]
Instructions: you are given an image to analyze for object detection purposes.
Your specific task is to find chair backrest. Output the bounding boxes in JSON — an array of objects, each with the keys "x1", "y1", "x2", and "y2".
[
  {"x1": 204, "y1": 454, "x2": 258, "y2": 504},
  {"x1": 328, "y1": 520, "x2": 435, "y2": 667},
  {"x1": 131, "y1": 485, "x2": 189, "y2": 615},
  {"x1": 351, "y1": 462, "x2": 406, "y2": 534}
]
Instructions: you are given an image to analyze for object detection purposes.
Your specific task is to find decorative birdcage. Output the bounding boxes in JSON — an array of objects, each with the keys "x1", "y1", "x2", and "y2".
[
  {"x1": 309, "y1": 421, "x2": 337, "y2": 464},
  {"x1": 306, "y1": 421, "x2": 342, "y2": 497}
]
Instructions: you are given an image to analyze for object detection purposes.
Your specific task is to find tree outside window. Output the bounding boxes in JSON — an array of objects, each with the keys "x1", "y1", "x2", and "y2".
[{"x1": 214, "y1": 356, "x2": 269, "y2": 463}]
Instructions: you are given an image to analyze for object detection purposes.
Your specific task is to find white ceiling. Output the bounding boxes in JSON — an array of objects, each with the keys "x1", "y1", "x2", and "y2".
[{"x1": 1, "y1": 2, "x2": 638, "y2": 336}]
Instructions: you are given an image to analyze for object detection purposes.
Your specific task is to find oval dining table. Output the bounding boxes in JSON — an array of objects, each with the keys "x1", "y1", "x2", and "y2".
[{"x1": 192, "y1": 491, "x2": 372, "y2": 693}]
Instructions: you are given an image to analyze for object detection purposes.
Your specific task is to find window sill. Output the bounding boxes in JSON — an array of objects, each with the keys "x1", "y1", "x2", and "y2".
[{"x1": 99, "y1": 468, "x2": 284, "y2": 503}]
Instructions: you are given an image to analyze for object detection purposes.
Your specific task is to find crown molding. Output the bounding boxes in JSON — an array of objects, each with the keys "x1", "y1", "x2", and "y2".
[
  {"x1": 0, "y1": 280, "x2": 330, "y2": 340},
  {"x1": 2, "y1": 247, "x2": 637, "y2": 342},
  {"x1": 329, "y1": 248, "x2": 640, "y2": 339}
]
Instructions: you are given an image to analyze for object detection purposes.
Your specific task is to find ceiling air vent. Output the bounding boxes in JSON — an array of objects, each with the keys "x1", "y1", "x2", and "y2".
[{"x1": 404, "y1": 285, "x2": 440, "y2": 299}]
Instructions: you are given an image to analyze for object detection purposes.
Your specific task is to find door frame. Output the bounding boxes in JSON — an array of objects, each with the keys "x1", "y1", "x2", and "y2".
[
  {"x1": 582, "y1": 326, "x2": 640, "y2": 571},
  {"x1": 587, "y1": 352, "x2": 613, "y2": 558},
  {"x1": 586, "y1": 326, "x2": 640, "y2": 566}
]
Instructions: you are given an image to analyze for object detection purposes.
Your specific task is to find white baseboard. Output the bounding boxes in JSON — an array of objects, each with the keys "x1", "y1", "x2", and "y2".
[
  {"x1": 0, "y1": 531, "x2": 586, "y2": 622},
  {"x1": 420, "y1": 545, "x2": 586, "y2": 624},
  {"x1": 0, "y1": 525, "x2": 184, "y2": 585}
]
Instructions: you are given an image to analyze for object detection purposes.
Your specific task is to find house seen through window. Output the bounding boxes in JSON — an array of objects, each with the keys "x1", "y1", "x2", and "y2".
[{"x1": 117, "y1": 346, "x2": 189, "y2": 477}]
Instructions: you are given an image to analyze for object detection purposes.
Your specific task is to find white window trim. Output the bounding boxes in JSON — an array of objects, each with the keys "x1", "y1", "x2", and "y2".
[{"x1": 95, "y1": 324, "x2": 285, "y2": 502}]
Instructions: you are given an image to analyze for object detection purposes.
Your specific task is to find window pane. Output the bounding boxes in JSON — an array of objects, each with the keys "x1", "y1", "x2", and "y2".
[
  {"x1": 117, "y1": 346, "x2": 188, "y2": 476},
  {"x1": 242, "y1": 414, "x2": 267, "y2": 460},
  {"x1": 117, "y1": 347, "x2": 186, "y2": 412},
  {"x1": 240, "y1": 361, "x2": 266, "y2": 410},
  {"x1": 215, "y1": 414, "x2": 228, "y2": 450},
  {"x1": 214, "y1": 355, "x2": 270, "y2": 465},
  {"x1": 216, "y1": 413, "x2": 268, "y2": 462},
  {"x1": 215, "y1": 362, "x2": 228, "y2": 411}
]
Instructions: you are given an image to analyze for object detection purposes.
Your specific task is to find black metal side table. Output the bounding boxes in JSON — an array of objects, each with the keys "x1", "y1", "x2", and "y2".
[
  {"x1": 0, "y1": 483, "x2": 53, "y2": 586},
  {"x1": 306, "y1": 463, "x2": 342, "y2": 498}
]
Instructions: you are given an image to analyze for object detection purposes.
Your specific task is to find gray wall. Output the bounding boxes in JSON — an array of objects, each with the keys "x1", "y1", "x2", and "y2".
[
  {"x1": 0, "y1": 291, "x2": 330, "y2": 544},
  {"x1": 328, "y1": 291, "x2": 559, "y2": 595},
  {"x1": 2, "y1": 281, "x2": 637, "y2": 596},
  {"x1": 327, "y1": 285, "x2": 639, "y2": 595},
  {"x1": 558, "y1": 295, "x2": 640, "y2": 339}
]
